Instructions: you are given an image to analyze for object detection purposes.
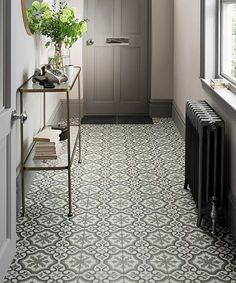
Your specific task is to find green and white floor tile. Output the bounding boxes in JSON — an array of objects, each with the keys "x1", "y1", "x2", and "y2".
[{"x1": 4, "y1": 119, "x2": 236, "y2": 283}]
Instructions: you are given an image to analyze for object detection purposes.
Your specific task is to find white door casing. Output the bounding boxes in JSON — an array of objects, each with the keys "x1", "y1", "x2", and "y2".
[
  {"x1": 84, "y1": 0, "x2": 149, "y2": 115},
  {"x1": 0, "y1": 0, "x2": 16, "y2": 281}
]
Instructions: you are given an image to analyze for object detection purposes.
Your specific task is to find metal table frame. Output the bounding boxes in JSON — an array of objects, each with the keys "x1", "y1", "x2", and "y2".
[{"x1": 18, "y1": 66, "x2": 81, "y2": 217}]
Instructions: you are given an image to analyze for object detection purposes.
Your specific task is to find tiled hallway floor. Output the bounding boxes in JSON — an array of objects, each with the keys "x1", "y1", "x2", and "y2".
[{"x1": 4, "y1": 119, "x2": 236, "y2": 282}]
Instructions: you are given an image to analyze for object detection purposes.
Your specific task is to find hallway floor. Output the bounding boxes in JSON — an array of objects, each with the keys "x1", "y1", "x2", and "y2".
[{"x1": 4, "y1": 119, "x2": 236, "y2": 283}]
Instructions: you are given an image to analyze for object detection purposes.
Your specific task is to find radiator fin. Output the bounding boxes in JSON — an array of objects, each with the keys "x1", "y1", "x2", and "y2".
[{"x1": 185, "y1": 101, "x2": 225, "y2": 234}]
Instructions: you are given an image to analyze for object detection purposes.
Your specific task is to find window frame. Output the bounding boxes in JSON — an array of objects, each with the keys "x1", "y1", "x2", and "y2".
[
  {"x1": 200, "y1": 0, "x2": 236, "y2": 112},
  {"x1": 218, "y1": 0, "x2": 236, "y2": 90}
]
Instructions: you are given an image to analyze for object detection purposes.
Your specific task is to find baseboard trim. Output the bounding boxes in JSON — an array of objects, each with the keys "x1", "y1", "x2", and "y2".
[
  {"x1": 48, "y1": 100, "x2": 64, "y2": 125},
  {"x1": 60, "y1": 99, "x2": 84, "y2": 120},
  {"x1": 172, "y1": 102, "x2": 185, "y2": 139},
  {"x1": 149, "y1": 99, "x2": 173, "y2": 117},
  {"x1": 228, "y1": 191, "x2": 236, "y2": 239}
]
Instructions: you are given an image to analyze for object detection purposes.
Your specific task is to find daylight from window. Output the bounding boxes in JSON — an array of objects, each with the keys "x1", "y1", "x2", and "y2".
[
  {"x1": 232, "y1": 5, "x2": 236, "y2": 78},
  {"x1": 221, "y1": 2, "x2": 236, "y2": 81}
]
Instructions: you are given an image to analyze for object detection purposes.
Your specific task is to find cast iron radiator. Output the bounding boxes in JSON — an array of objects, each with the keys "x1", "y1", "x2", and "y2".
[{"x1": 184, "y1": 101, "x2": 225, "y2": 234}]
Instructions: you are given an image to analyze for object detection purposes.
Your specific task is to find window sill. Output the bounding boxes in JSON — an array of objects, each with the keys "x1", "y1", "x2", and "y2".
[{"x1": 201, "y1": 78, "x2": 236, "y2": 112}]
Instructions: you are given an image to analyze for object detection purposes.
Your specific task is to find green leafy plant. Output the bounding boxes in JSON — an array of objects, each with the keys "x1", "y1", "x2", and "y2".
[
  {"x1": 27, "y1": 0, "x2": 87, "y2": 69},
  {"x1": 27, "y1": 0, "x2": 87, "y2": 48}
]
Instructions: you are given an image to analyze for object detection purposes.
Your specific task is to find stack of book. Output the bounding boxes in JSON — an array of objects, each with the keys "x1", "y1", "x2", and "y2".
[{"x1": 33, "y1": 128, "x2": 61, "y2": 160}]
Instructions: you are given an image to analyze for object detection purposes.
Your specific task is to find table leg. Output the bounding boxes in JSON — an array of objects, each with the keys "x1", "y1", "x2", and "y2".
[
  {"x1": 66, "y1": 91, "x2": 72, "y2": 217},
  {"x1": 43, "y1": 92, "x2": 46, "y2": 129},
  {"x1": 78, "y1": 74, "x2": 81, "y2": 164},
  {"x1": 68, "y1": 166, "x2": 72, "y2": 217},
  {"x1": 20, "y1": 91, "x2": 25, "y2": 217}
]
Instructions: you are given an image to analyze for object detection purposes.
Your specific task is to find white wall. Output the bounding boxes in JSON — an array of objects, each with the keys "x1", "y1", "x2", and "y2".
[
  {"x1": 173, "y1": 0, "x2": 204, "y2": 115},
  {"x1": 173, "y1": 0, "x2": 236, "y2": 238},
  {"x1": 13, "y1": 1, "x2": 62, "y2": 171},
  {"x1": 151, "y1": 0, "x2": 173, "y2": 100}
]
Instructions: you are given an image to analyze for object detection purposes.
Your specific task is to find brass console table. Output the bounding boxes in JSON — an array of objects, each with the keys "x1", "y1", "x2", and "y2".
[{"x1": 19, "y1": 66, "x2": 81, "y2": 217}]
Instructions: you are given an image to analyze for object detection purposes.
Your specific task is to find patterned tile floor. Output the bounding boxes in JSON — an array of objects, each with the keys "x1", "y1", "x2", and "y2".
[{"x1": 4, "y1": 119, "x2": 236, "y2": 283}]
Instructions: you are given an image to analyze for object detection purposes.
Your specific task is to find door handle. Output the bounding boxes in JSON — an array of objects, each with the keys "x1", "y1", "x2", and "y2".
[
  {"x1": 11, "y1": 110, "x2": 28, "y2": 124},
  {"x1": 106, "y1": 37, "x2": 129, "y2": 45},
  {"x1": 87, "y1": 39, "x2": 95, "y2": 46}
]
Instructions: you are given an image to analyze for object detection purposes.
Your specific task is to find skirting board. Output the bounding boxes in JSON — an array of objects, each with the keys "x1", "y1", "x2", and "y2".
[
  {"x1": 172, "y1": 102, "x2": 185, "y2": 139},
  {"x1": 149, "y1": 99, "x2": 173, "y2": 117},
  {"x1": 59, "y1": 99, "x2": 171, "y2": 119},
  {"x1": 47, "y1": 100, "x2": 64, "y2": 125},
  {"x1": 59, "y1": 99, "x2": 84, "y2": 121}
]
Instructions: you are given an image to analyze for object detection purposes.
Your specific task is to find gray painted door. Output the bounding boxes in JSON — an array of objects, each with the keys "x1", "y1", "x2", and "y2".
[
  {"x1": 84, "y1": 0, "x2": 149, "y2": 115},
  {"x1": 0, "y1": 1, "x2": 16, "y2": 281}
]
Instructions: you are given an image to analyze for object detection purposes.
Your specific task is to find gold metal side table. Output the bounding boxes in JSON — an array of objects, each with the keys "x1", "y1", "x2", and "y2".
[{"x1": 18, "y1": 66, "x2": 81, "y2": 217}]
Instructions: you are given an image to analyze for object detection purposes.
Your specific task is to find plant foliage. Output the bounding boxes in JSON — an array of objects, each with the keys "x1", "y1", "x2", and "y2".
[{"x1": 27, "y1": 0, "x2": 87, "y2": 48}]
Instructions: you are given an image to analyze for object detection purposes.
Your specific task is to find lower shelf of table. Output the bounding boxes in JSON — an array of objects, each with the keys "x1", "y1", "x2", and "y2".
[{"x1": 24, "y1": 126, "x2": 79, "y2": 170}]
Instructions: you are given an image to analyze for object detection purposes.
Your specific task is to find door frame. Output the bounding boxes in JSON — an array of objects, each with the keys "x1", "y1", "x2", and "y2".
[
  {"x1": 82, "y1": 0, "x2": 152, "y2": 116},
  {"x1": 4, "y1": 0, "x2": 12, "y2": 109},
  {"x1": 0, "y1": 0, "x2": 16, "y2": 281}
]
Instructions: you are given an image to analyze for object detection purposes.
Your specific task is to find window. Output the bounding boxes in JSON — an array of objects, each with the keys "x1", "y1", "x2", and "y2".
[
  {"x1": 200, "y1": 0, "x2": 236, "y2": 108},
  {"x1": 220, "y1": 0, "x2": 236, "y2": 84}
]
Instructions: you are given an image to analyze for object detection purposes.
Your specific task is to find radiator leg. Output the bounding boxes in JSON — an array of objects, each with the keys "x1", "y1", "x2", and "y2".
[
  {"x1": 197, "y1": 215, "x2": 203, "y2": 227},
  {"x1": 198, "y1": 132, "x2": 203, "y2": 229},
  {"x1": 184, "y1": 179, "x2": 188, "y2": 190},
  {"x1": 211, "y1": 196, "x2": 217, "y2": 235}
]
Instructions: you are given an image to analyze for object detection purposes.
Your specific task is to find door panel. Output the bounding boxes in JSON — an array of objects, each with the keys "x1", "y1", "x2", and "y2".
[
  {"x1": 85, "y1": 0, "x2": 117, "y2": 114},
  {"x1": 0, "y1": 0, "x2": 16, "y2": 281},
  {"x1": 121, "y1": 0, "x2": 140, "y2": 35},
  {"x1": 94, "y1": 47, "x2": 114, "y2": 102},
  {"x1": 118, "y1": 0, "x2": 148, "y2": 113},
  {"x1": 0, "y1": 138, "x2": 7, "y2": 248},
  {"x1": 0, "y1": 112, "x2": 15, "y2": 283},
  {"x1": 84, "y1": 0, "x2": 149, "y2": 115},
  {"x1": 120, "y1": 47, "x2": 140, "y2": 102},
  {"x1": 95, "y1": 0, "x2": 114, "y2": 34}
]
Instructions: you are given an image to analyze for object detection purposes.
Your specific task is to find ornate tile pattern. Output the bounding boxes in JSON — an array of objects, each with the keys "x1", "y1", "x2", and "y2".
[{"x1": 4, "y1": 119, "x2": 236, "y2": 283}]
